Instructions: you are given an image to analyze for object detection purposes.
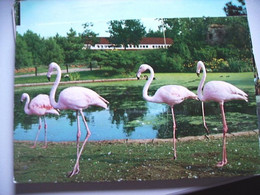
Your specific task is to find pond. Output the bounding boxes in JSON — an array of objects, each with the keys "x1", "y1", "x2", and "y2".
[{"x1": 14, "y1": 84, "x2": 257, "y2": 142}]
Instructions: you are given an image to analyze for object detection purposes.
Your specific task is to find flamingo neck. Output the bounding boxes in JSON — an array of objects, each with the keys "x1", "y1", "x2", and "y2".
[
  {"x1": 142, "y1": 66, "x2": 155, "y2": 102},
  {"x1": 197, "y1": 63, "x2": 206, "y2": 101},
  {"x1": 23, "y1": 94, "x2": 31, "y2": 115},
  {"x1": 50, "y1": 64, "x2": 61, "y2": 109}
]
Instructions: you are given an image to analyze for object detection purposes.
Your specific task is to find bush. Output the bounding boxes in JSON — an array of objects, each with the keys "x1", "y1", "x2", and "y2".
[
  {"x1": 227, "y1": 58, "x2": 252, "y2": 72},
  {"x1": 104, "y1": 51, "x2": 144, "y2": 74},
  {"x1": 193, "y1": 46, "x2": 217, "y2": 62},
  {"x1": 207, "y1": 58, "x2": 229, "y2": 72},
  {"x1": 64, "y1": 72, "x2": 80, "y2": 81}
]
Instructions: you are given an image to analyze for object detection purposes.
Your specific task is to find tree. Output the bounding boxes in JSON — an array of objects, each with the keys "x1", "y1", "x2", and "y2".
[
  {"x1": 82, "y1": 22, "x2": 99, "y2": 49},
  {"x1": 108, "y1": 19, "x2": 146, "y2": 50},
  {"x1": 89, "y1": 51, "x2": 108, "y2": 69},
  {"x1": 145, "y1": 29, "x2": 164, "y2": 37},
  {"x1": 224, "y1": 0, "x2": 247, "y2": 16},
  {"x1": 15, "y1": 33, "x2": 33, "y2": 69},
  {"x1": 63, "y1": 28, "x2": 84, "y2": 64},
  {"x1": 23, "y1": 30, "x2": 44, "y2": 66},
  {"x1": 42, "y1": 38, "x2": 64, "y2": 65}
]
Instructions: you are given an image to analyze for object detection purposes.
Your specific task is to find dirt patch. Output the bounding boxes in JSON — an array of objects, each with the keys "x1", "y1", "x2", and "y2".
[{"x1": 15, "y1": 67, "x2": 36, "y2": 73}]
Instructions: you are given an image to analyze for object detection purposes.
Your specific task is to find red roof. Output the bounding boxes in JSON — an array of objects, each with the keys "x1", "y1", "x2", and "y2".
[
  {"x1": 140, "y1": 37, "x2": 173, "y2": 44},
  {"x1": 99, "y1": 37, "x2": 110, "y2": 44},
  {"x1": 95, "y1": 37, "x2": 173, "y2": 45}
]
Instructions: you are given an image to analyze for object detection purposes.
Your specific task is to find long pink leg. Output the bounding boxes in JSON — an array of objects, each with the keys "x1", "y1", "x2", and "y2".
[
  {"x1": 76, "y1": 111, "x2": 81, "y2": 157},
  {"x1": 171, "y1": 107, "x2": 177, "y2": 160},
  {"x1": 42, "y1": 117, "x2": 48, "y2": 148},
  {"x1": 217, "y1": 102, "x2": 228, "y2": 167},
  {"x1": 68, "y1": 110, "x2": 81, "y2": 176},
  {"x1": 68, "y1": 110, "x2": 91, "y2": 177},
  {"x1": 201, "y1": 102, "x2": 209, "y2": 134},
  {"x1": 31, "y1": 117, "x2": 42, "y2": 148}
]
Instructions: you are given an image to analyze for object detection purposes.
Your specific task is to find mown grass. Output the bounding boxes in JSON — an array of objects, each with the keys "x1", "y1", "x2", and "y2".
[
  {"x1": 14, "y1": 134, "x2": 259, "y2": 183},
  {"x1": 14, "y1": 68, "x2": 131, "y2": 84},
  {"x1": 15, "y1": 71, "x2": 254, "y2": 90}
]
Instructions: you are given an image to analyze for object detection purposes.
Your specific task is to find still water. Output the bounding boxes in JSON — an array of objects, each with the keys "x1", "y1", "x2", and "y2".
[{"x1": 14, "y1": 85, "x2": 257, "y2": 142}]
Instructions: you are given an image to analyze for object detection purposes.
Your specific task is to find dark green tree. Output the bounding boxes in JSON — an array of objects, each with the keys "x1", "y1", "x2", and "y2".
[
  {"x1": 89, "y1": 51, "x2": 108, "y2": 69},
  {"x1": 23, "y1": 30, "x2": 44, "y2": 66},
  {"x1": 15, "y1": 33, "x2": 33, "y2": 69},
  {"x1": 108, "y1": 19, "x2": 146, "y2": 50},
  {"x1": 42, "y1": 38, "x2": 64, "y2": 64},
  {"x1": 82, "y1": 22, "x2": 99, "y2": 49},
  {"x1": 64, "y1": 28, "x2": 84, "y2": 64}
]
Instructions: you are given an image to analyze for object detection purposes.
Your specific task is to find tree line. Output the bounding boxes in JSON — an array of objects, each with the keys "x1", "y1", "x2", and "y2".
[{"x1": 15, "y1": 15, "x2": 253, "y2": 73}]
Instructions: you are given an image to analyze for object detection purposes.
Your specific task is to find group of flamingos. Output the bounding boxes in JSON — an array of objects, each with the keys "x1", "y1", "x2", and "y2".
[{"x1": 21, "y1": 61, "x2": 248, "y2": 177}]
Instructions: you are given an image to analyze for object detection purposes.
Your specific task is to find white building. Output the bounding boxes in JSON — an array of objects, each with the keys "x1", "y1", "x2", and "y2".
[{"x1": 84, "y1": 37, "x2": 173, "y2": 50}]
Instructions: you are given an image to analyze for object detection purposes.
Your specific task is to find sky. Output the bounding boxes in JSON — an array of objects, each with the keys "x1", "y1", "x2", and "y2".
[{"x1": 16, "y1": 0, "x2": 238, "y2": 38}]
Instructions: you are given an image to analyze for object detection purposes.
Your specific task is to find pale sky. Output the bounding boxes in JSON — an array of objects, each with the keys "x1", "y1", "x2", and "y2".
[{"x1": 16, "y1": 0, "x2": 238, "y2": 38}]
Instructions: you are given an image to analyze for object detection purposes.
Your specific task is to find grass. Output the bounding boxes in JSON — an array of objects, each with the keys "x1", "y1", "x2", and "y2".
[
  {"x1": 14, "y1": 68, "x2": 131, "y2": 84},
  {"x1": 15, "y1": 70, "x2": 254, "y2": 90},
  {"x1": 15, "y1": 64, "x2": 87, "y2": 75},
  {"x1": 14, "y1": 134, "x2": 259, "y2": 183}
]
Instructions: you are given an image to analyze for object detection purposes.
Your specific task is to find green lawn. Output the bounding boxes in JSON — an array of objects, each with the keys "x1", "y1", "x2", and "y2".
[
  {"x1": 14, "y1": 134, "x2": 259, "y2": 183},
  {"x1": 15, "y1": 70, "x2": 254, "y2": 90}
]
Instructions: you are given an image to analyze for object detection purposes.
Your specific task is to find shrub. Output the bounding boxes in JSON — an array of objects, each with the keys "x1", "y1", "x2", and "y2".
[
  {"x1": 193, "y1": 46, "x2": 217, "y2": 62},
  {"x1": 227, "y1": 58, "x2": 252, "y2": 72},
  {"x1": 68, "y1": 72, "x2": 80, "y2": 81},
  {"x1": 207, "y1": 58, "x2": 229, "y2": 72}
]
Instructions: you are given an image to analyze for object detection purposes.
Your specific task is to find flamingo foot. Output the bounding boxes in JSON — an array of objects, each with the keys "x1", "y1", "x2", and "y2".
[
  {"x1": 30, "y1": 145, "x2": 36, "y2": 149},
  {"x1": 216, "y1": 160, "x2": 228, "y2": 167},
  {"x1": 171, "y1": 155, "x2": 177, "y2": 160},
  {"x1": 42, "y1": 145, "x2": 48, "y2": 149},
  {"x1": 67, "y1": 168, "x2": 80, "y2": 178},
  {"x1": 204, "y1": 134, "x2": 210, "y2": 140}
]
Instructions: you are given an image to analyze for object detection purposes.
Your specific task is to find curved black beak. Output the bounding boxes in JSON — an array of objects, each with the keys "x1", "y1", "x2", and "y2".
[
  {"x1": 196, "y1": 73, "x2": 200, "y2": 77},
  {"x1": 136, "y1": 74, "x2": 140, "y2": 80},
  {"x1": 47, "y1": 76, "x2": 51, "y2": 81}
]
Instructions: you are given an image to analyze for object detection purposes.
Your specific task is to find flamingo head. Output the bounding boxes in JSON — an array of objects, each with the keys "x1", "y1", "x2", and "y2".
[
  {"x1": 136, "y1": 64, "x2": 150, "y2": 79},
  {"x1": 20, "y1": 93, "x2": 28, "y2": 103},
  {"x1": 196, "y1": 61, "x2": 204, "y2": 77},
  {"x1": 47, "y1": 62, "x2": 58, "y2": 81}
]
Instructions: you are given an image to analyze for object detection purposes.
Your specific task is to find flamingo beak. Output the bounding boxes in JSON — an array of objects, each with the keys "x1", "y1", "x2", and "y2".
[
  {"x1": 197, "y1": 72, "x2": 200, "y2": 77},
  {"x1": 47, "y1": 76, "x2": 51, "y2": 81},
  {"x1": 136, "y1": 72, "x2": 141, "y2": 80}
]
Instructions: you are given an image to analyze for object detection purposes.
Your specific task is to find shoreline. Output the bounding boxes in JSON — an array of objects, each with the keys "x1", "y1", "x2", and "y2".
[{"x1": 14, "y1": 129, "x2": 259, "y2": 145}]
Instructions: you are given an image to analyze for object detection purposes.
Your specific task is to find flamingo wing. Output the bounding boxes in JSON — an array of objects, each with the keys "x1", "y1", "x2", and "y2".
[
  {"x1": 154, "y1": 85, "x2": 196, "y2": 106},
  {"x1": 29, "y1": 94, "x2": 57, "y2": 115},
  {"x1": 58, "y1": 87, "x2": 108, "y2": 110},
  {"x1": 203, "y1": 81, "x2": 248, "y2": 102}
]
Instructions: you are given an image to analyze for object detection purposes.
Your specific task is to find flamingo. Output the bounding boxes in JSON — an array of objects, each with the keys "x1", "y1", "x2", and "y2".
[
  {"x1": 20, "y1": 93, "x2": 59, "y2": 148},
  {"x1": 46, "y1": 62, "x2": 109, "y2": 177},
  {"x1": 196, "y1": 61, "x2": 248, "y2": 167},
  {"x1": 136, "y1": 64, "x2": 198, "y2": 160}
]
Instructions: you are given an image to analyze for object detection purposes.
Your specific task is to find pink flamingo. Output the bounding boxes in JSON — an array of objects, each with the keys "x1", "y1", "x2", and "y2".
[
  {"x1": 47, "y1": 62, "x2": 109, "y2": 177},
  {"x1": 136, "y1": 64, "x2": 198, "y2": 160},
  {"x1": 196, "y1": 61, "x2": 248, "y2": 167},
  {"x1": 20, "y1": 93, "x2": 59, "y2": 148}
]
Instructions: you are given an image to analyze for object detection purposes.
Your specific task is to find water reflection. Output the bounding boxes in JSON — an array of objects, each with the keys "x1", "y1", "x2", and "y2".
[{"x1": 14, "y1": 85, "x2": 257, "y2": 142}]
